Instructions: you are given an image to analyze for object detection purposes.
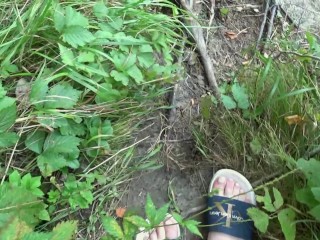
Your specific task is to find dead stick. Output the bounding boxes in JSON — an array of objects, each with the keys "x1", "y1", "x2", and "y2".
[
  {"x1": 256, "y1": 0, "x2": 270, "y2": 49},
  {"x1": 266, "y1": 5, "x2": 277, "y2": 40},
  {"x1": 180, "y1": 0, "x2": 221, "y2": 99}
]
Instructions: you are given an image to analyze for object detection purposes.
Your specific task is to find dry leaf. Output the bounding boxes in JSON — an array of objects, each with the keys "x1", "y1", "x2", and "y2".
[
  {"x1": 253, "y1": 8, "x2": 260, "y2": 13},
  {"x1": 285, "y1": 115, "x2": 304, "y2": 125},
  {"x1": 225, "y1": 31, "x2": 238, "y2": 40},
  {"x1": 115, "y1": 207, "x2": 126, "y2": 218}
]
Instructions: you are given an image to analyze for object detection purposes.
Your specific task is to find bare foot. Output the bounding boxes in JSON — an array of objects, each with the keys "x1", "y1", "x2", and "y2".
[
  {"x1": 136, "y1": 216, "x2": 180, "y2": 240},
  {"x1": 207, "y1": 176, "x2": 253, "y2": 240}
]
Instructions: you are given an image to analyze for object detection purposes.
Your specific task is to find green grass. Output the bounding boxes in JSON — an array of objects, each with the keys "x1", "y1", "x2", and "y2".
[
  {"x1": 0, "y1": 0, "x2": 185, "y2": 238},
  {"x1": 195, "y1": 33, "x2": 320, "y2": 239}
]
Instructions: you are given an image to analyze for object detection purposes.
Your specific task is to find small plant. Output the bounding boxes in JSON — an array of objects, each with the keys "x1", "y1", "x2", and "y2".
[{"x1": 101, "y1": 194, "x2": 201, "y2": 239}]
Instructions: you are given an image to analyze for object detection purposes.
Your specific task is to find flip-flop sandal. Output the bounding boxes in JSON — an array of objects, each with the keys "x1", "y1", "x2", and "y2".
[
  {"x1": 135, "y1": 214, "x2": 181, "y2": 240},
  {"x1": 207, "y1": 169, "x2": 256, "y2": 240}
]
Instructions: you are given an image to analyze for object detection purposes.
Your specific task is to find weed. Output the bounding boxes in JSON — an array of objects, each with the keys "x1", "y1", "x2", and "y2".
[
  {"x1": 0, "y1": 0, "x2": 185, "y2": 237},
  {"x1": 195, "y1": 32, "x2": 320, "y2": 239}
]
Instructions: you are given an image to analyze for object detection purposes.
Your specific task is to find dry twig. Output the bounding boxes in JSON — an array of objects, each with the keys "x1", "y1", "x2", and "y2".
[{"x1": 180, "y1": 0, "x2": 220, "y2": 99}]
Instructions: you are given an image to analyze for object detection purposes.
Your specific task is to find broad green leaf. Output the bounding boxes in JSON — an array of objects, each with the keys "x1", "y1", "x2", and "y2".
[
  {"x1": 59, "y1": 44, "x2": 75, "y2": 66},
  {"x1": 37, "y1": 151, "x2": 67, "y2": 176},
  {"x1": 29, "y1": 79, "x2": 49, "y2": 108},
  {"x1": 22, "y1": 232, "x2": 52, "y2": 240},
  {"x1": 138, "y1": 53, "x2": 155, "y2": 68},
  {"x1": 297, "y1": 158, "x2": 320, "y2": 186},
  {"x1": 247, "y1": 208, "x2": 269, "y2": 233},
  {"x1": 145, "y1": 194, "x2": 156, "y2": 223},
  {"x1": 184, "y1": 219, "x2": 202, "y2": 237},
  {"x1": 221, "y1": 94, "x2": 236, "y2": 110},
  {"x1": 54, "y1": 5, "x2": 65, "y2": 32},
  {"x1": 0, "y1": 97, "x2": 16, "y2": 132},
  {"x1": 140, "y1": 45, "x2": 153, "y2": 53},
  {"x1": 124, "y1": 215, "x2": 150, "y2": 228},
  {"x1": 127, "y1": 65, "x2": 144, "y2": 84},
  {"x1": 62, "y1": 26, "x2": 95, "y2": 48},
  {"x1": 111, "y1": 70, "x2": 130, "y2": 86},
  {"x1": 220, "y1": 7, "x2": 229, "y2": 16},
  {"x1": 38, "y1": 209, "x2": 50, "y2": 221},
  {"x1": 263, "y1": 188, "x2": 276, "y2": 212},
  {"x1": 25, "y1": 131, "x2": 46, "y2": 154},
  {"x1": 43, "y1": 131, "x2": 80, "y2": 154},
  {"x1": 295, "y1": 188, "x2": 318, "y2": 208},
  {"x1": 44, "y1": 83, "x2": 81, "y2": 109},
  {"x1": 77, "y1": 51, "x2": 95, "y2": 63},
  {"x1": 311, "y1": 187, "x2": 320, "y2": 201},
  {"x1": 0, "y1": 132, "x2": 18, "y2": 147},
  {"x1": 273, "y1": 187, "x2": 284, "y2": 210},
  {"x1": 93, "y1": 2, "x2": 109, "y2": 19},
  {"x1": 65, "y1": 6, "x2": 89, "y2": 28},
  {"x1": 51, "y1": 220, "x2": 77, "y2": 240},
  {"x1": 95, "y1": 83, "x2": 121, "y2": 103},
  {"x1": 0, "y1": 217, "x2": 32, "y2": 240},
  {"x1": 101, "y1": 216, "x2": 124, "y2": 239},
  {"x1": 60, "y1": 119, "x2": 86, "y2": 136},
  {"x1": 309, "y1": 205, "x2": 320, "y2": 221},
  {"x1": 9, "y1": 170, "x2": 21, "y2": 186},
  {"x1": 123, "y1": 220, "x2": 138, "y2": 238},
  {"x1": 250, "y1": 138, "x2": 262, "y2": 155},
  {"x1": 0, "y1": 96, "x2": 15, "y2": 111},
  {"x1": 0, "y1": 184, "x2": 47, "y2": 227},
  {"x1": 232, "y1": 83, "x2": 250, "y2": 109},
  {"x1": 278, "y1": 208, "x2": 296, "y2": 240}
]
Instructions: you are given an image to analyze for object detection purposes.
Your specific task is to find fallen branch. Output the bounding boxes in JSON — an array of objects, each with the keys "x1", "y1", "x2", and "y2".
[
  {"x1": 180, "y1": 0, "x2": 221, "y2": 99},
  {"x1": 256, "y1": 0, "x2": 271, "y2": 49}
]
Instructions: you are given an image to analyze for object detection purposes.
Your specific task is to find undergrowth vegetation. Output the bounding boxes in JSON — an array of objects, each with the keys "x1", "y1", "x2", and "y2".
[
  {"x1": 196, "y1": 32, "x2": 320, "y2": 239},
  {"x1": 0, "y1": 0, "x2": 184, "y2": 238}
]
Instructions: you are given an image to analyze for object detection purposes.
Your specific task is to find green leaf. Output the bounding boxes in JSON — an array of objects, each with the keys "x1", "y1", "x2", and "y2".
[
  {"x1": 262, "y1": 188, "x2": 276, "y2": 212},
  {"x1": 154, "y1": 203, "x2": 170, "y2": 226},
  {"x1": 309, "y1": 205, "x2": 320, "y2": 220},
  {"x1": 123, "y1": 220, "x2": 138, "y2": 238},
  {"x1": 62, "y1": 26, "x2": 95, "y2": 48},
  {"x1": 38, "y1": 209, "x2": 50, "y2": 221},
  {"x1": 278, "y1": 208, "x2": 296, "y2": 240},
  {"x1": 297, "y1": 158, "x2": 320, "y2": 186},
  {"x1": 0, "y1": 97, "x2": 16, "y2": 132},
  {"x1": 44, "y1": 83, "x2": 81, "y2": 109},
  {"x1": 111, "y1": 70, "x2": 130, "y2": 86},
  {"x1": 232, "y1": 83, "x2": 249, "y2": 109},
  {"x1": 93, "y1": 1, "x2": 109, "y2": 19},
  {"x1": 58, "y1": 44, "x2": 75, "y2": 66},
  {"x1": 101, "y1": 216, "x2": 124, "y2": 239},
  {"x1": 145, "y1": 194, "x2": 156, "y2": 223},
  {"x1": 25, "y1": 131, "x2": 46, "y2": 154},
  {"x1": 65, "y1": 6, "x2": 89, "y2": 28},
  {"x1": 247, "y1": 208, "x2": 269, "y2": 233},
  {"x1": 249, "y1": 138, "x2": 262, "y2": 155},
  {"x1": 0, "y1": 132, "x2": 18, "y2": 147},
  {"x1": 95, "y1": 83, "x2": 121, "y2": 103},
  {"x1": 295, "y1": 187, "x2": 318, "y2": 208},
  {"x1": 220, "y1": 7, "x2": 229, "y2": 16},
  {"x1": 311, "y1": 187, "x2": 320, "y2": 202},
  {"x1": 29, "y1": 79, "x2": 49, "y2": 109},
  {"x1": 54, "y1": 5, "x2": 65, "y2": 32},
  {"x1": 138, "y1": 53, "x2": 155, "y2": 68},
  {"x1": 0, "y1": 217, "x2": 32, "y2": 240},
  {"x1": 171, "y1": 212, "x2": 183, "y2": 225},
  {"x1": 127, "y1": 65, "x2": 144, "y2": 84},
  {"x1": 51, "y1": 221, "x2": 77, "y2": 240},
  {"x1": 273, "y1": 187, "x2": 284, "y2": 210},
  {"x1": 184, "y1": 219, "x2": 202, "y2": 237},
  {"x1": 77, "y1": 51, "x2": 95, "y2": 63},
  {"x1": 37, "y1": 131, "x2": 80, "y2": 176},
  {"x1": 124, "y1": 215, "x2": 150, "y2": 228},
  {"x1": 221, "y1": 94, "x2": 236, "y2": 110},
  {"x1": 9, "y1": 170, "x2": 21, "y2": 186},
  {"x1": 60, "y1": 119, "x2": 86, "y2": 136}
]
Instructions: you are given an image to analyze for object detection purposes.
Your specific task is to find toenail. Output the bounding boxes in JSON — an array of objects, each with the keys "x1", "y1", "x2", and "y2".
[
  {"x1": 235, "y1": 183, "x2": 240, "y2": 187},
  {"x1": 218, "y1": 176, "x2": 226, "y2": 183}
]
